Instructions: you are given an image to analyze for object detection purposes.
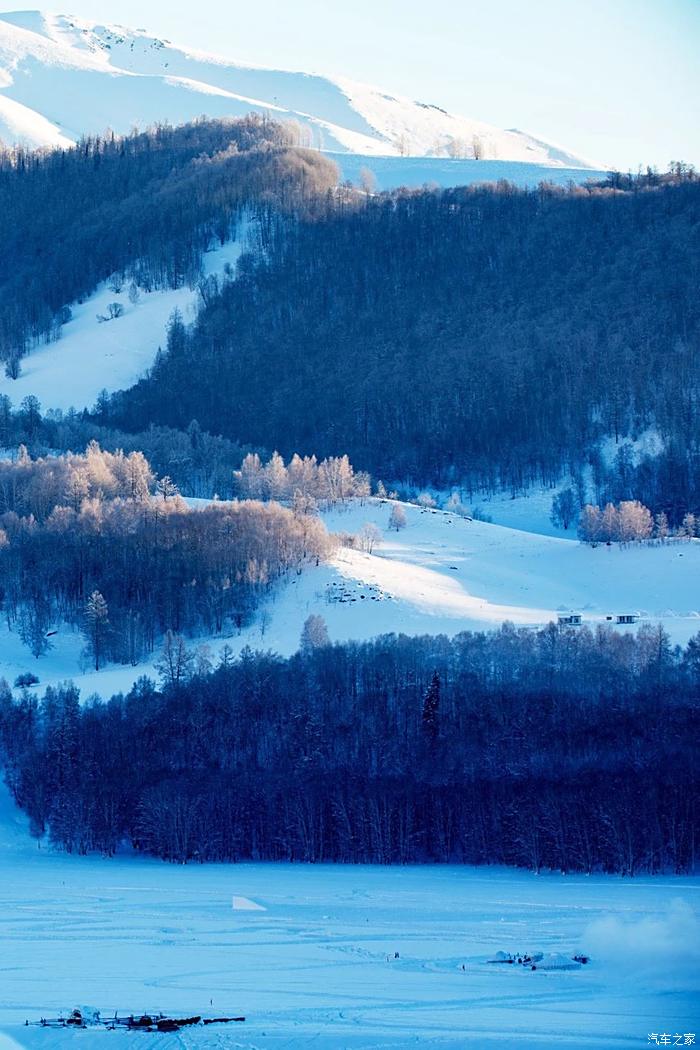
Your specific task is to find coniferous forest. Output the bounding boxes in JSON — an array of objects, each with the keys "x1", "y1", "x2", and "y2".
[{"x1": 1, "y1": 626, "x2": 697, "y2": 873}]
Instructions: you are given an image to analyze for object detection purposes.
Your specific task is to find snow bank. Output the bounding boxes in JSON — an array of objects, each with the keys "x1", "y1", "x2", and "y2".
[{"x1": 534, "y1": 952, "x2": 581, "y2": 970}]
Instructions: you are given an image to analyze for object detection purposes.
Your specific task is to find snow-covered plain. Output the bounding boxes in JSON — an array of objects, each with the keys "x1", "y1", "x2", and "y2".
[
  {"x1": 1, "y1": 499, "x2": 698, "y2": 701},
  {"x1": 0, "y1": 784, "x2": 697, "y2": 1049},
  {"x1": 334, "y1": 153, "x2": 605, "y2": 190},
  {"x1": 0, "y1": 11, "x2": 597, "y2": 167},
  {"x1": 0, "y1": 237, "x2": 245, "y2": 412}
]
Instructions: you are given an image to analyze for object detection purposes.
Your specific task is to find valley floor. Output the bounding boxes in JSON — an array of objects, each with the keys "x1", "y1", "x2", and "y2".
[{"x1": 0, "y1": 779, "x2": 697, "y2": 1050}]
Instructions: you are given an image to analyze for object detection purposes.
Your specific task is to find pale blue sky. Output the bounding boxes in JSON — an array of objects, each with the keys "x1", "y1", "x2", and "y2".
[{"x1": 2, "y1": 0, "x2": 698, "y2": 169}]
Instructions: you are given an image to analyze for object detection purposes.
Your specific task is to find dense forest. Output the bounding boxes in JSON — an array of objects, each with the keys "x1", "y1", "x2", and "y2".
[
  {"x1": 1, "y1": 625, "x2": 697, "y2": 873},
  {"x1": 0, "y1": 445, "x2": 332, "y2": 667},
  {"x1": 0, "y1": 116, "x2": 337, "y2": 374},
  {"x1": 105, "y1": 168, "x2": 700, "y2": 505},
  {"x1": 3, "y1": 117, "x2": 698, "y2": 512}
]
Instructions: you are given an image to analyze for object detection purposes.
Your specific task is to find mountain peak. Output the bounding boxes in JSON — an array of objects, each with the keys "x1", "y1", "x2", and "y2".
[{"x1": 0, "y1": 9, "x2": 595, "y2": 167}]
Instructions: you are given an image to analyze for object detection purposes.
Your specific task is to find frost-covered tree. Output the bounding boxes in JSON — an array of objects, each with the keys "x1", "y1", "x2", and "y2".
[
  {"x1": 579, "y1": 499, "x2": 655, "y2": 544},
  {"x1": 359, "y1": 167, "x2": 377, "y2": 194},
  {"x1": 359, "y1": 522, "x2": 382, "y2": 553},
  {"x1": 578, "y1": 504, "x2": 602, "y2": 544},
  {"x1": 388, "y1": 504, "x2": 407, "y2": 532},
  {"x1": 445, "y1": 492, "x2": 467, "y2": 517},
  {"x1": 681, "y1": 512, "x2": 697, "y2": 538},
  {"x1": 600, "y1": 502, "x2": 619, "y2": 542},
  {"x1": 653, "y1": 511, "x2": 669, "y2": 541},
  {"x1": 263, "y1": 451, "x2": 288, "y2": 501},
  {"x1": 236, "y1": 452, "x2": 264, "y2": 500},
  {"x1": 300, "y1": 614, "x2": 331, "y2": 652},
  {"x1": 194, "y1": 644, "x2": 213, "y2": 677},
  {"x1": 156, "y1": 475, "x2": 178, "y2": 501},
  {"x1": 617, "y1": 500, "x2": 653, "y2": 543}
]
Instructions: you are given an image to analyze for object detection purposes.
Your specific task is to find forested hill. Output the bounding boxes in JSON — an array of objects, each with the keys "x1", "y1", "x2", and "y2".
[
  {"x1": 0, "y1": 117, "x2": 337, "y2": 371},
  {"x1": 110, "y1": 170, "x2": 700, "y2": 501},
  {"x1": 3, "y1": 627, "x2": 698, "y2": 871},
  {"x1": 3, "y1": 117, "x2": 698, "y2": 511}
]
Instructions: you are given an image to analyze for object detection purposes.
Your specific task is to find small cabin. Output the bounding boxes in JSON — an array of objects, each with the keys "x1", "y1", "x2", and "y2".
[
  {"x1": 616, "y1": 613, "x2": 639, "y2": 625},
  {"x1": 558, "y1": 613, "x2": 582, "y2": 627}
]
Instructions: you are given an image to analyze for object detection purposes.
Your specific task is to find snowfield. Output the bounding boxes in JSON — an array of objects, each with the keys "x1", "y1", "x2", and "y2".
[
  {"x1": 0, "y1": 11, "x2": 597, "y2": 168},
  {"x1": 0, "y1": 785, "x2": 697, "y2": 1049},
  {"x1": 1, "y1": 498, "x2": 698, "y2": 701},
  {"x1": 0, "y1": 237, "x2": 246, "y2": 412},
  {"x1": 334, "y1": 153, "x2": 605, "y2": 190}
]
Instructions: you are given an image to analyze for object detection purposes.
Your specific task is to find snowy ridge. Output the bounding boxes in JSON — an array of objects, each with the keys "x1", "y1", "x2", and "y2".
[{"x1": 0, "y1": 11, "x2": 597, "y2": 167}]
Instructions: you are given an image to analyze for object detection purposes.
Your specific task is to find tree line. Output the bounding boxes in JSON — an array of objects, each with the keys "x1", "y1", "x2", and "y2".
[
  {"x1": 1, "y1": 624, "x2": 697, "y2": 873},
  {"x1": 0, "y1": 395, "x2": 256, "y2": 499},
  {"x1": 576, "y1": 498, "x2": 699, "y2": 544},
  {"x1": 0, "y1": 399, "x2": 376, "y2": 506},
  {"x1": 233, "y1": 451, "x2": 370, "y2": 506}
]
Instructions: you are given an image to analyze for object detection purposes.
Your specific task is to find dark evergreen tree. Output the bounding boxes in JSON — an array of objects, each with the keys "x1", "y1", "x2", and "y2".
[{"x1": 422, "y1": 670, "x2": 440, "y2": 743}]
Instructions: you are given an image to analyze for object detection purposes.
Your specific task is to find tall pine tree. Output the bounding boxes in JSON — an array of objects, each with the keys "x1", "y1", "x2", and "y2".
[{"x1": 422, "y1": 671, "x2": 440, "y2": 743}]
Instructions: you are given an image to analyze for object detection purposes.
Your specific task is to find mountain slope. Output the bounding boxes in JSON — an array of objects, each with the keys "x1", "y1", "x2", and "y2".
[
  {"x1": 1, "y1": 496, "x2": 699, "y2": 705},
  {"x1": 111, "y1": 174, "x2": 700, "y2": 499},
  {"x1": 0, "y1": 10, "x2": 596, "y2": 166}
]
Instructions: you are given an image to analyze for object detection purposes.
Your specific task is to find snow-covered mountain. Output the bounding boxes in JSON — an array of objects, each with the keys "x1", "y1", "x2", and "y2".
[{"x1": 0, "y1": 10, "x2": 595, "y2": 166}]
